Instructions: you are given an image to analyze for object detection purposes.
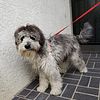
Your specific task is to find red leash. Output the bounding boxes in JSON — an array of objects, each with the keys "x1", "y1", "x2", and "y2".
[{"x1": 54, "y1": 2, "x2": 100, "y2": 36}]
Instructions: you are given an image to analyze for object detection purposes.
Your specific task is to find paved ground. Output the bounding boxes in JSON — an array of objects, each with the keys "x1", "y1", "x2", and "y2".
[{"x1": 13, "y1": 51, "x2": 100, "y2": 100}]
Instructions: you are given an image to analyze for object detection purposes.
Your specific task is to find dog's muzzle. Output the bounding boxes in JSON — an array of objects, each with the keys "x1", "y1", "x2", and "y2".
[{"x1": 24, "y1": 42, "x2": 31, "y2": 50}]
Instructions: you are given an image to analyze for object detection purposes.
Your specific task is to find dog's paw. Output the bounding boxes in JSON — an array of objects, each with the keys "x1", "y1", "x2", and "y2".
[
  {"x1": 80, "y1": 67, "x2": 88, "y2": 73},
  {"x1": 50, "y1": 89, "x2": 62, "y2": 95},
  {"x1": 37, "y1": 86, "x2": 46, "y2": 93}
]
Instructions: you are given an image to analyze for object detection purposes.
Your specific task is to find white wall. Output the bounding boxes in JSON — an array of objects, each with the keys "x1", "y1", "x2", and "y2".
[{"x1": 0, "y1": 0, "x2": 72, "y2": 100}]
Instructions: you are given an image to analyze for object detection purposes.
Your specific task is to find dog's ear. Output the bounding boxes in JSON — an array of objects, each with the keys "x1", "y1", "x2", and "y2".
[
  {"x1": 39, "y1": 30, "x2": 45, "y2": 47},
  {"x1": 14, "y1": 26, "x2": 26, "y2": 38},
  {"x1": 14, "y1": 26, "x2": 26, "y2": 46}
]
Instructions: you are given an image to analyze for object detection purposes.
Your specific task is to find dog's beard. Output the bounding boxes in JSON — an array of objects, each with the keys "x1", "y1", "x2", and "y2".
[
  {"x1": 18, "y1": 44, "x2": 37, "y2": 58},
  {"x1": 19, "y1": 49, "x2": 36, "y2": 58},
  {"x1": 17, "y1": 39, "x2": 40, "y2": 58}
]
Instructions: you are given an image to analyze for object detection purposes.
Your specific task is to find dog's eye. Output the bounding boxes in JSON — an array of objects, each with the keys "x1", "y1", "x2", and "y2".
[
  {"x1": 21, "y1": 36, "x2": 25, "y2": 41},
  {"x1": 30, "y1": 36, "x2": 35, "y2": 40}
]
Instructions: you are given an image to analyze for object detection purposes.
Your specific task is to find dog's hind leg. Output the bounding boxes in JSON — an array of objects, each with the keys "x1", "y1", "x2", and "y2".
[
  {"x1": 37, "y1": 72, "x2": 49, "y2": 92},
  {"x1": 70, "y1": 51, "x2": 88, "y2": 73},
  {"x1": 59, "y1": 61, "x2": 70, "y2": 73}
]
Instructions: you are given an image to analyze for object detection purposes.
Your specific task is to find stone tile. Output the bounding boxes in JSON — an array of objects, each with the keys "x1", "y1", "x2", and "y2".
[
  {"x1": 45, "y1": 84, "x2": 66, "y2": 94},
  {"x1": 18, "y1": 89, "x2": 30, "y2": 97},
  {"x1": 26, "y1": 91, "x2": 39, "y2": 99},
  {"x1": 63, "y1": 78, "x2": 78, "y2": 85},
  {"x1": 79, "y1": 76, "x2": 90, "y2": 86},
  {"x1": 89, "y1": 58, "x2": 100, "y2": 62},
  {"x1": 83, "y1": 54, "x2": 90, "y2": 59},
  {"x1": 90, "y1": 54, "x2": 96, "y2": 58},
  {"x1": 26, "y1": 79, "x2": 39, "y2": 90},
  {"x1": 67, "y1": 67, "x2": 76, "y2": 73},
  {"x1": 62, "y1": 84, "x2": 76, "y2": 98},
  {"x1": 84, "y1": 72, "x2": 100, "y2": 77},
  {"x1": 76, "y1": 86, "x2": 98, "y2": 95},
  {"x1": 86, "y1": 62, "x2": 94, "y2": 68},
  {"x1": 89, "y1": 77, "x2": 100, "y2": 88},
  {"x1": 95, "y1": 62, "x2": 100, "y2": 69},
  {"x1": 97, "y1": 54, "x2": 100, "y2": 57},
  {"x1": 73, "y1": 93, "x2": 98, "y2": 100},
  {"x1": 88, "y1": 68, "x2": 100, "y2": 73},
  {"x1": 18, "y1": 98, "x2": 26, "y2": 100},
  {"x1": 12, "y1": 97, "x2": 19, "y2": 100},
  {"x1": 47, "y1": 95, "x2": 69, "y2": 100},
  {"x1": 35, "y1": 93, "x2": 48, "y2": 100},
  {"x1": 63, "y1": 73, "x2": 80, "y2": 79}
]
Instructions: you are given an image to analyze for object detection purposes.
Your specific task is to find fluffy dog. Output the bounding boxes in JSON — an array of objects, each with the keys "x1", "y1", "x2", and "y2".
[{"x1": 14, "y1": 24, "x2": 87, "y2": 95}]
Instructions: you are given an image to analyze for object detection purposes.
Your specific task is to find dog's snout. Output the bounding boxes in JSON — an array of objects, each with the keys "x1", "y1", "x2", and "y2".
[{"x1": 25, "y1": 42, "x2": 31, "y2": 49}]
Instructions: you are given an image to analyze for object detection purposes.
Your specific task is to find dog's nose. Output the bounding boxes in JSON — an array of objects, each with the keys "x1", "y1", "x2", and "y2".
[{"x1": 25, "y1": 43, "x2": 31, "y2": 49}]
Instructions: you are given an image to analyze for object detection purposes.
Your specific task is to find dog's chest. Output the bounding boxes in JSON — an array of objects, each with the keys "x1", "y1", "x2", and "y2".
[{"x1": 30, "y1": 55, "x2": 41, "y2": 70}]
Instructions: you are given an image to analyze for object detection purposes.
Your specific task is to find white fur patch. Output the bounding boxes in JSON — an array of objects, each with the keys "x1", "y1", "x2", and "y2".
[{"x1": 80, "y1": 67, "x2": 88, "y2": 73}]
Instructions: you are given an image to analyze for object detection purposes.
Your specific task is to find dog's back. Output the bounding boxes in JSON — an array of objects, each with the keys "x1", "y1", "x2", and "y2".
[{"x1": 48, "y1": 34, "x2": 80, "y2": 62}]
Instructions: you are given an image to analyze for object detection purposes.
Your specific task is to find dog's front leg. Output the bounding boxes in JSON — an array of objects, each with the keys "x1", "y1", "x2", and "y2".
[
  {"x1": 40, "y1": 55, "x2": 63, "y2": 95},
  {"x1": 37, "y1": 71, "x2": 49, "y2": 92},
  {"x1": 49, "y1": 69, "x2": 62, "y2": 95},
  {"x1": 45, "y1": 58, "x2": 62, "y2": 95}
]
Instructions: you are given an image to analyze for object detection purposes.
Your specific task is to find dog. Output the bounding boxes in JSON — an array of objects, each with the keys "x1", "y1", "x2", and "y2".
[{"x1": 14, "y1": 24, "x2": 87, "y2": 95}]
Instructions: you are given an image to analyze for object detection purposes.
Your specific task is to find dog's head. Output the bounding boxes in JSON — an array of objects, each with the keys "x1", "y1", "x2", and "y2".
[{"x1": 14, "y1": 24, "x2": 45, "y2": 57}]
